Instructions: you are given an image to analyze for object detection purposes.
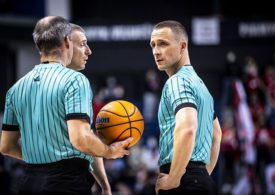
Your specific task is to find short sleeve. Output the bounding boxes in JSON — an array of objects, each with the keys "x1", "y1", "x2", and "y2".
[
  {"x1": 64, "y1": 74, "x2": 93, "y2": 124},
  {"x1": 2, "y1": 90, "x2": 19, "y2": 131},
  {"x1": 167, "y1": 76, "x2": 197, "y2": 114}
]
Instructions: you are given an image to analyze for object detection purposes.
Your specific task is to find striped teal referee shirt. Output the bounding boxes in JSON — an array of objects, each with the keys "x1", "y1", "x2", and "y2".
[
  {"x1": 2, "y1": 63, "x2": 94, "y2": 165},
  {"x1": 158, "y1": 65, "x2": 215, "y2": 166}
]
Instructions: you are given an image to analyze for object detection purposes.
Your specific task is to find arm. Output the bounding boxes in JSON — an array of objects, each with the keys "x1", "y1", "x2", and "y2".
[
  {"x1": 92, "y1": 157, "x2": 111, "y2": 195},
  {"x1": 169, "y1": 107, "x2": 197, "y2": 184},
  {"x1": 156, "y1": 107, "x2": 197, "y2": 191},
  {"x1": 0, "y1": 130, "x2": 22, "y2": 160},
  {"x1": 206, "y1": 117, "x2": 222, "y2": 174},
  {"x1": 67, "y1": 119, "x2": 132, "y2": 159}
]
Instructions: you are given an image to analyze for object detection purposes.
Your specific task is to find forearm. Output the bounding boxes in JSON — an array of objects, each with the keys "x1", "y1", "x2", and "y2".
[
  {"x1": 169, "y1": 108, "x2": 197, "y2": 183},
  {"x1": 0, "y1": 131, "x2": 22, "y2": 160},
  {"x1": 169, "y1": 127, "x2": 195, "y2": 181},
  {"x1": 75, "y1": 128, "x2": 110, "y2": 157},
  {"x1": 206, "y1": 138, "x2": 221, "y2": 174},
  {"x1": 206, "y1": 118, "x2": 222, "y2": 174},
  {"x1": 67, "y1": 120, "x2": 110, "y2": 157},
  {"x1": 1, "y1": 143, "x2": 22, "y2": 160},
  {"x1": 92, "y1": 157, "x2": 111, "y2": 191},
  {"x1": 68, "y1": 119, "x2": 131, "y2": 160}
]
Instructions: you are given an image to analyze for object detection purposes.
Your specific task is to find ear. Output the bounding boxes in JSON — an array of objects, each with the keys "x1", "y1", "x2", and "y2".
[
  {"x1": 64, "y1": 36, "x2": 71, "y2": 49},
  {"x1": 180, "y1": 41, "x2": 187, "y2": 53}
]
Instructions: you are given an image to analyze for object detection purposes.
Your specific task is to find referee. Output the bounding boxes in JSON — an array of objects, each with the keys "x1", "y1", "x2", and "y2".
[
  {"x1": 150, "y1": 20, "x2": 222, "y2": 194},
  {"x1": 66, "y1": 23, "x2": 111, "y2": 194},
  {"x1": 0, "y1": 16, "x2": 131, "y2": 195}
]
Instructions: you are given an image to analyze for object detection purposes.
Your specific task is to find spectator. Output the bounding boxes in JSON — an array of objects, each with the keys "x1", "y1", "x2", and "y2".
[
  {"x1": 101, "y1": 76, "x2": 125, "y2": 102},
  {"x1": 142, "y1": 69, "x2": 161, "y2": 122}
]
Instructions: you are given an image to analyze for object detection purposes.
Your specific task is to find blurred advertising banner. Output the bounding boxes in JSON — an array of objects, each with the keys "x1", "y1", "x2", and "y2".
[
  {"x1": 221, "y1": 20, "x2": 275, "y2": 45},
  {"x1": 191, "y1": 17, "x2": 220, "y2": 45},
  {"x1": 239, "y1": 21, "x2": 275, "y2": 38}
]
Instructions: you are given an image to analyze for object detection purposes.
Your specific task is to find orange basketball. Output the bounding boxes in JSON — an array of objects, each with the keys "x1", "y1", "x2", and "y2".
[{"x1": 95, "y1": 100, "x2": 144, "y2": 148}]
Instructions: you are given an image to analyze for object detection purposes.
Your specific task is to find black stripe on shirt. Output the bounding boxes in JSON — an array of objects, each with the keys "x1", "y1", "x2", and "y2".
[
  {"x1": 66, "y1": 113, "x2": 90, "y2": 123},
  {"x1": 2, "y1": 124, "x2": 19, "y2": 131},
  {"x1": 175, "y1": 103, "x2": 197, "y2": 115}
]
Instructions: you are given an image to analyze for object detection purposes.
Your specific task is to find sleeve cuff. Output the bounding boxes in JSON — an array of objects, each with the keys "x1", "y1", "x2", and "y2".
[
  {"x1": 2, "y1": 124, "x2": 19, "y2": 131},
  {"x1": 65, "y1": 113, "x2": 90, "y2": 123},
  {"x1": 175, "y1": 103, "x2": 197, "y2": 115}
]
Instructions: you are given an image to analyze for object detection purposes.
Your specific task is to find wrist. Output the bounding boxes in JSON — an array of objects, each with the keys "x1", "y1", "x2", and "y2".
[
  {"x1": 166, "y1": 174, "x2": 181, "y2": 188},
  {"x1": 169, "y1": 168, "x2": 186, "y2": 182},
  {"x1": 105, "y1": 145, "x2": 113, "y2": 159},
  {"x1": 101, "y1": 183, "x2": 111, "y2": 191}
]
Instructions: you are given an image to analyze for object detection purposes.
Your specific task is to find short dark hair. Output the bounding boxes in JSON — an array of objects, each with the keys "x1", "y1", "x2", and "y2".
[
  {"x1": 33, "y1": 16, "x2": 72, "y2": 54},
  {"x1": 153, "y1": 20, "x2": 188, "y2": 42}
]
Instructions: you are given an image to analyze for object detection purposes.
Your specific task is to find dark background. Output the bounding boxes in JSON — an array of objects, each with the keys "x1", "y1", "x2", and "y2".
[{"x1": 0, "y1": 0, "x2": 275, "y2": 111}]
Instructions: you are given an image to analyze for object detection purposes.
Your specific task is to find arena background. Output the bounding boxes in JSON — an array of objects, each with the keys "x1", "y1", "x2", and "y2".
[{"x1": 0, "y1": 0, "x2": 275, "y2": 194}]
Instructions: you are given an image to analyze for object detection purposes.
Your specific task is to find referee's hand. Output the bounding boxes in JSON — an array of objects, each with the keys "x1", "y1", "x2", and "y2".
[
  {"x1": 155, "y1": 172, "x2": 180, "y2": 194},
  {"x1": 108, "y1": 137, "x2": 133, "y2": 159},
  {"x1": 155, "y1": 173, "x2": 166, "y2": 194}
]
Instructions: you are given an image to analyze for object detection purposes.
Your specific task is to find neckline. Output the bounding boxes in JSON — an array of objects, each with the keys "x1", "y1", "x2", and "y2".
[
  {"x1": 34, "y1": 63, "x2": 63, "y2": 69},
  {"x1": 41, "y1": 61, "x2": 61, "y2": 64},
  {"x1": 175, "y1": 64, "x2": 192, "y2": 73}
]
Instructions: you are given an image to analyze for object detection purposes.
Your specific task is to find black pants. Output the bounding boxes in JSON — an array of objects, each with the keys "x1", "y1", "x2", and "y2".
[
  {"x1": 159, "y1": 162, "x2": 218, "y2": 195},
  {"x1": 18, "y1": 158, "x2": 95, "y2": 195}
]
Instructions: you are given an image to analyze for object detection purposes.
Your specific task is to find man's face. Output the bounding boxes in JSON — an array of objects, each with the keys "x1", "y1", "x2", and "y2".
[
  {"x1": 67, "y1": 30, "x2": 91, "y2": 71},
  {"x1": 150, "y1": 27, "x2": 183, "y2": 71}
]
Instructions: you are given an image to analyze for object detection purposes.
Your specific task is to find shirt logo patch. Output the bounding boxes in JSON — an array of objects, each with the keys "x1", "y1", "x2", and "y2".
[{"x1": 34, "y1": 76, "x2": 40, "y2": 82}]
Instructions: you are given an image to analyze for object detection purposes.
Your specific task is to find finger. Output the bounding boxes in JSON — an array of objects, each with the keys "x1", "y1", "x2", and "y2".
[
  {"x1": 121, "y1": 150, "x2": 130, "y2": 156},
  {"x1": 118, "y1": 148, "x2": 130, "y2": 157},
  {"x1": 155, "y1": 187, "x2": 159, "y2": 195},
  {"x1": 122, "y1": 137, "x2": 133, "y2": 144}
]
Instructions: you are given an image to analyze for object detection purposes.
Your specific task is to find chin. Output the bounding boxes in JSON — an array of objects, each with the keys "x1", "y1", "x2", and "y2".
[
  {"x1": 77, "y1": 67, "x2": 84, "y2": 71},
  {"x1": 79, "y1": 65, "x2": 85, "y2": 70},
  {"x1": 157, "y1": 65, "x2": 166, "y2": 71}
]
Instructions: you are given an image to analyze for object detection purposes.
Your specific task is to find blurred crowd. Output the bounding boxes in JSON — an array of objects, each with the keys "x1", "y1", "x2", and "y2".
[
  {"x1": 1, "y1": 51, "x2": 275, "y2": 195},
  {"x1": 219, "y1": 51, "x2": 275, "y2": 194}
]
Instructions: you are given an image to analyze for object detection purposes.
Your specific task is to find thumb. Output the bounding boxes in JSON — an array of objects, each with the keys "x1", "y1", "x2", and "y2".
[{"x1": 158, "y1": 173, "x2": 166, "y2": 179}]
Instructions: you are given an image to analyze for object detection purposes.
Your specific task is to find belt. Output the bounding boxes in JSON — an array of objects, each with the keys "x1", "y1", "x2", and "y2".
[
  {"x1": 160, "y1": 161, "x2": 206, "y2": 173},
  {"x1": 26, "y1": 158, "x2": 89, "y2": 170},
  {"x1": 186, "y1": 161, "x2": 206, "y2": 169}
]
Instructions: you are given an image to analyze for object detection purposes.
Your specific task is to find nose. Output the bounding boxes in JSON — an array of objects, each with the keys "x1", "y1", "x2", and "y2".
[
  {"x1": 86, "y1": 45, "x2": 92, "y2": 55},
  {"x1": 153, "y1": 47, "x2": 160, "y2": 56}
]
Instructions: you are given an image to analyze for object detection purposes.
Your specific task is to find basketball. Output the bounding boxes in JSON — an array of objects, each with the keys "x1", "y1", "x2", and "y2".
[{"x1": 95, "y1": 100, "x2": 144, "y2": 147}]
